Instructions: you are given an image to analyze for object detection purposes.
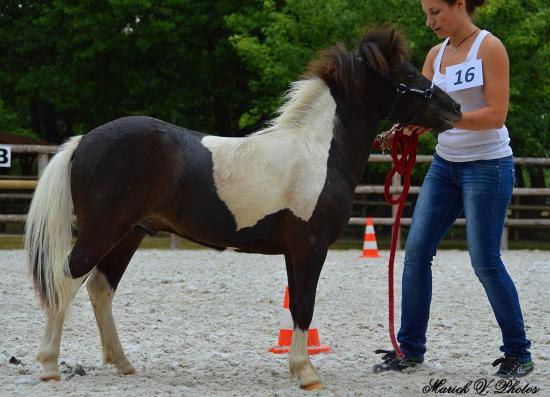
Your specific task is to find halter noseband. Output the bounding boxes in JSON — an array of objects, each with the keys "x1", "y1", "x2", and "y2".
[{"x1": 359, "y1": 56, "x2": 434, "y2": 125}]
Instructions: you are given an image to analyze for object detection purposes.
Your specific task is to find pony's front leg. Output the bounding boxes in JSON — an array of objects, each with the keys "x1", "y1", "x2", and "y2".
[
  {"x1": 285, "y1": 248, "x2": 327, "y2": 391},
  {"x1": 289, "y1": 329, "x2": 322, "y2": 391}
]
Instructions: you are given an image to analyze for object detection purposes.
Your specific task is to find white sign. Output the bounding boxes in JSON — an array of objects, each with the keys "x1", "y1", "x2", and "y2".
[
  {"x1": 0, "y1": 145, "x2": 11, "y2": 168},
  {"x1": 446, "y1": 58, "x2": 483, "y2": 93}
]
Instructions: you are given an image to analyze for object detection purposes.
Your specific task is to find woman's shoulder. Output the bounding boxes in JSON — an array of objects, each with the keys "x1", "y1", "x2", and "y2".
[
  {"x1": 479, "y1": 32, "x2": 508, "y2": 58},
  {"x1": 428, "y1": 42, "x2": 445, "y2": 55},
  {"x1": 425, "y1": 43, "x2": 444, "y2": 63}
]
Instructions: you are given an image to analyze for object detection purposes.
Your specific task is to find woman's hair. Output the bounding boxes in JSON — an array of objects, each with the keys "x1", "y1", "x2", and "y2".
[{"x1": 443, "y1": 0, "x2": 486, "y2": 15}]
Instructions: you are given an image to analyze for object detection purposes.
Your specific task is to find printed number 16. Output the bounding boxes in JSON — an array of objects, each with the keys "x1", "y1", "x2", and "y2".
[{"x1": 454, "y1": 67, "x2": 475, "y2": 86}]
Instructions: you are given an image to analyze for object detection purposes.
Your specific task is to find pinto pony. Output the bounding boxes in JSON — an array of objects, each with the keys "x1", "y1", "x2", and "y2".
[{"x1": 25, "y1": 27, "x2": 460, "y2": 390}]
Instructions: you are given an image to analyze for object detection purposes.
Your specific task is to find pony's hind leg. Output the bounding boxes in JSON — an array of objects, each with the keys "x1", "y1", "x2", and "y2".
[
  {"x1": 285, "y1": 247, "x2": 327, "y2": 391},
  {"x1": 37, "y1": 275, "x2": 88, "y2": 381},
  {"x1": 37, "y1": 227, "x2": 114, "y2": 381},
  {"x1": 86, "y1": 227, "x2": 145, "y2": 375},
  {"x1": 36, "y1": 218, "x2": 134, "y2": 380}
]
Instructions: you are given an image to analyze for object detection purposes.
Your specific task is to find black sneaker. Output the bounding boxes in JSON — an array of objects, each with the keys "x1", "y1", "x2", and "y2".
[
  {"x1": 493, "y1": 357, "x2": 534, "y2": 378},
  {"x1": 373, "y1": 349, "x2": 422, "y2": 373}
]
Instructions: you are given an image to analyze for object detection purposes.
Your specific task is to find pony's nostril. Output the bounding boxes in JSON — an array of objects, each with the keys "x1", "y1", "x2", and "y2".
[{"x1": 454, "y1": 102, "x2": 461, "y2": 113}]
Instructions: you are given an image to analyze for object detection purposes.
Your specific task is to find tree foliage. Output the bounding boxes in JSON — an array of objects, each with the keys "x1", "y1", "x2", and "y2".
[
  {"x1": 0, "y1": 0, "x2": 253, "y2": 142},
  {"x1": 227, "y1": 0, "x2": 550, "y2": 156},
  {"x1": 0, "y1": 0, "x2": 548, "y2": 158}
]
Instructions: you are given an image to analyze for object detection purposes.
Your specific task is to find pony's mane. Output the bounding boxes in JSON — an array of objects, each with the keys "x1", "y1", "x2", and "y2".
[
  {"x1": 252, "y1": 78, "x2": 331, "y2": 135},
  {"x1": 306, "y1": 26, "x2": 409, "y2": 101},
  {"x1": 252, "y1": 26, "x2": 409, "y2": 135}
]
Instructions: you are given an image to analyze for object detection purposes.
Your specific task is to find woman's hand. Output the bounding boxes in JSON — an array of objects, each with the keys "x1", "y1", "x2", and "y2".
[{"x1": 402, "y1": 125, "x2": 431, "y2": 136}]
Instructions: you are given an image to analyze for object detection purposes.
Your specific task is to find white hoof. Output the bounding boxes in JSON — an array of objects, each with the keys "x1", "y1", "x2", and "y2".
[{"x1": 37, "y1": 352, "x2": 61, "y2": 382}]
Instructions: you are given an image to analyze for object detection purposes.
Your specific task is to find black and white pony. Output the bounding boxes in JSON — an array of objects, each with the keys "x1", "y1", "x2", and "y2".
[{"x1": 25, "y1": 27, "x2": 460, "y2": 390}]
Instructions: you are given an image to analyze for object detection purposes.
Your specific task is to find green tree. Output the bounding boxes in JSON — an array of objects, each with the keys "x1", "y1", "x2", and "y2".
[
  {"x1": 1, "y1": 0, "x2": 547, "y2": 155},
  {"x1": 0, "y1": 0, "x2": 253, "y2": 142},
  {"x1": 477, "y1": 0, "x2": 550, "y2": 158},
  {"x1": 226, "y1": 0, "x2": 550, "y2": 158}
]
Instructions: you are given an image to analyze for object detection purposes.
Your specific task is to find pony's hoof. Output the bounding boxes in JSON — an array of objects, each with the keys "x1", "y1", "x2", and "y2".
[
  {"x1": 116, "y1": 362, "x2": 136, "y2": 375},
  {"x1": 120, "y1": 367, "x2": 136, "y2": 375},
  {"x1": 40, "y1": 373, "x2": 61, "y2": 382},
  {"x1": 301, "y1": 382, "x2": 324, "y2": 391}
]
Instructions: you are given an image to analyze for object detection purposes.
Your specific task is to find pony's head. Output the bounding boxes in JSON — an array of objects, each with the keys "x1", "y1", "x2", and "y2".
[{"x1": 308, "y1": 26, "x2": 461, "y2": 133}]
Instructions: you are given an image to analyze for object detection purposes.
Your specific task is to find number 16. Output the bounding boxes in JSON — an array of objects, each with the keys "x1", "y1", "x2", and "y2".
[{"x1": 454, "y1": 67, "x2": 475, "y2": 85}]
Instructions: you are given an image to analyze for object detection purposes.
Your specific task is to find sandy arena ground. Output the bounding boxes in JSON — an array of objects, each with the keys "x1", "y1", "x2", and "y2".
[{"x1": 0, "y1": 249, "x2": 549, "y2": 396}]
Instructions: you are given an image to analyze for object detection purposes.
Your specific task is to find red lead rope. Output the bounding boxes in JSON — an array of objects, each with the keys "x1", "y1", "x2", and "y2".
[{"x1": 380, "y1": 125, "x2": 419, "y2": 359}]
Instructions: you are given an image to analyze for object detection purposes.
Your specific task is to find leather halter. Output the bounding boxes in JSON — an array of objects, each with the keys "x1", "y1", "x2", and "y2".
[{"x1": 359, "y1": 57, "x2": 434, "y2": 125}]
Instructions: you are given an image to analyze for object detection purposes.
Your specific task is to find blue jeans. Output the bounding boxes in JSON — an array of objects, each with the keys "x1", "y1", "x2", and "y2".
[{"x1": 397, "y1": 154, "x2": 531, "y2": 362}]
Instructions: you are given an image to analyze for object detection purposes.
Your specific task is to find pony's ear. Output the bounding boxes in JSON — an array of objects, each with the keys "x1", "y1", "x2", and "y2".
[
  {"x1": 361, "y1": 41, "x2": 389, "y2": 74},
  {"x1": 385, "y1": 28, "x2": 408, "y2": 69},
  {"x1": 359, "y1": 26, "x2": 408, "y2": 72}
]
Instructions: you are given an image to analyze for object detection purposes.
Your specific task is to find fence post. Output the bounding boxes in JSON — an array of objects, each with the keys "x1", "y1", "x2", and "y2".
[
  {"x1": 37, "y1": 154, "x2": 49, "y2": 178},
  {"x1": 513, "y1": 195, "x2": 519, "y2": 243},
  {"x1": 501, "y1": 226, "x2": 509, "y2": 251},
  {"x1": 170, "y1": 234, "x2": 181, "y2": 250},
  {"x1": 391, "y1": 172, "x2": 402, "y2": 249}
]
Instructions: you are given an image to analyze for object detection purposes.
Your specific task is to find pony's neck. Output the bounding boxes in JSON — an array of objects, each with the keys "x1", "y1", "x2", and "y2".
[
  {"x1": 254, "y1": 77, "x2": 380, "y2": 189},
  {"x1": 329, "y1": 90, "x2": 381, "y2": 189}
]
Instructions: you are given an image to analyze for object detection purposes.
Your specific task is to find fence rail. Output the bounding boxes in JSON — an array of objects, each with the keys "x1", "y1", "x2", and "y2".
[{"x1": 2, "y1": 145, "x2": 549, "y2": 249}]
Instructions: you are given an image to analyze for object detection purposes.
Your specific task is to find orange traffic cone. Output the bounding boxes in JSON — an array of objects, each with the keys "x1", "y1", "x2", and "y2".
[
  {"x1": 269, "y1": 286, "x2": 330, "y2": 355},
  {"x1": 360, "y1": 217, "x2": 381, "y2": 258}
]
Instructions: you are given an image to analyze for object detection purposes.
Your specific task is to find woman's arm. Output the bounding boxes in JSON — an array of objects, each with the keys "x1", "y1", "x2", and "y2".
[{"x1": 452, "y1": 35, "x2": 509, "y2": 131}]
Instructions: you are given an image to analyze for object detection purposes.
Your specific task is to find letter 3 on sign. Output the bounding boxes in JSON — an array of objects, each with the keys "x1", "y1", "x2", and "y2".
[{"x1": 0, "y1": 145, "x2": 11, "y2": 168}]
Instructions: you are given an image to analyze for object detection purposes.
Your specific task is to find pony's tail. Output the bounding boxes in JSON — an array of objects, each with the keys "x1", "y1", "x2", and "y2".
[{"x1": 25, "y1": 136, "x2": 83, "y2": 315}]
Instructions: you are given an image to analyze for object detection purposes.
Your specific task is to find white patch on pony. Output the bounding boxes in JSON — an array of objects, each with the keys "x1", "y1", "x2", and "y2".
[{"x1": 202, "y1": 78, "x2": 335, "y2": 230}]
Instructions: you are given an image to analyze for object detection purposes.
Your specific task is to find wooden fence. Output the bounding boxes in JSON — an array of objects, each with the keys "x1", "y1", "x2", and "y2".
[{"x1": 1, "y1": 146, "x2": 549, "y2": 250}]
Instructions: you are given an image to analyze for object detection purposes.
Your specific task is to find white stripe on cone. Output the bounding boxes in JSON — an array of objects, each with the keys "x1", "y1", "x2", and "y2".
[
  {"x1": 280, "y1": 307, "x2": 319, "y2": 330},
  {"x1": 280, "y1": 308, "x2": 293, "y2": 329},
  {"x1": 363, "y1": 241, "x2": 378, "y2": 249}
]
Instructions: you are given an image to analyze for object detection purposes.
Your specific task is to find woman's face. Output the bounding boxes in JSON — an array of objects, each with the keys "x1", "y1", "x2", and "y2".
[{"x1": 421, "y1": 0, "x2": 463, "y2": 38}]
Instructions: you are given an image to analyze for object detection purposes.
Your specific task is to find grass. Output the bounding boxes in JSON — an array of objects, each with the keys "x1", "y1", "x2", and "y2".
[
  {"x1": 0, "y1": 235, "x2": 204, "y2": 250},
  {"x1": 2, "y1": 235, "x2": 548, "y2": 251}
]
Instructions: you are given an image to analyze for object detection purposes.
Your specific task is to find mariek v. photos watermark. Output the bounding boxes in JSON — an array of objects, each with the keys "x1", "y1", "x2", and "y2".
[{"x1": 422, "y1": 378, "x2": 540, "y2": 395}]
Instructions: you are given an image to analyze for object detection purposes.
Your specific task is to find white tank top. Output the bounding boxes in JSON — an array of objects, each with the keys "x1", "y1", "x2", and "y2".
[{"x1": 432, "y1": 30, "x2": 513, "y2": 162}]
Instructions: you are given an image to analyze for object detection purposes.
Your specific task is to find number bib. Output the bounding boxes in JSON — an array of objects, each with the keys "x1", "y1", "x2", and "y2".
[
  {"x1": 0, "y1": 145, "x2": 11, "y2": 168},
  {"x1": 446, "y1": 58, "x2": 483, "y2": 93}
]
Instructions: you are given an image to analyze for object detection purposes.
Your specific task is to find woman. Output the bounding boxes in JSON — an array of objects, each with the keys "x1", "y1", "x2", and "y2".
[{"x1": 373, "y1": 0, "x2": 534, "y2": 377}]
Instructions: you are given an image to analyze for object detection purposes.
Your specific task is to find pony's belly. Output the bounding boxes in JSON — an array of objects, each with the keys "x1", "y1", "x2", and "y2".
[{"x1": 174, "y1": 205, "x2": 287, "y2": 254}]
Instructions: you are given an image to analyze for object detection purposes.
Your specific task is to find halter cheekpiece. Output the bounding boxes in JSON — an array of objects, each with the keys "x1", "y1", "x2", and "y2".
[{"x1": 358, "y1": 56, "x2": 434, "y2": 125}]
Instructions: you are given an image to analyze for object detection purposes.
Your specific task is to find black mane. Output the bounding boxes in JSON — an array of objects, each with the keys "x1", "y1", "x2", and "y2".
[{"x1": 306, "y1": 26, "x2": 409, "y2": 101}]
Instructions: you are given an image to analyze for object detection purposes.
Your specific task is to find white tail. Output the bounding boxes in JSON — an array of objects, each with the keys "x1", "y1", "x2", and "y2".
[{"x1": 25, "y1": 136, "x2": 83, "y2": 314}]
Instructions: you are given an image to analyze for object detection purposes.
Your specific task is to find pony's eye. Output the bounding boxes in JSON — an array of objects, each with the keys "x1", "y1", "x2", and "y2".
[{"x1": 407, "y1": 72, "x2": 416, "y2": 78}]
